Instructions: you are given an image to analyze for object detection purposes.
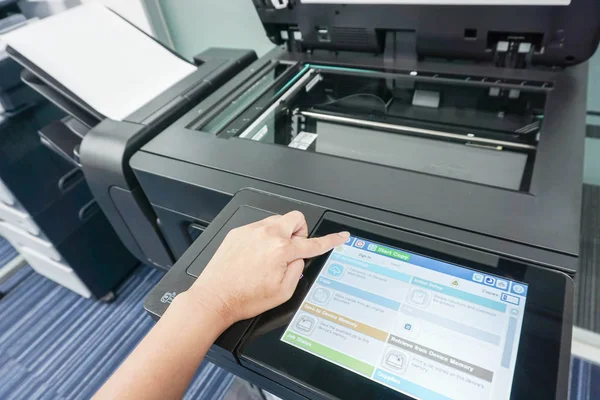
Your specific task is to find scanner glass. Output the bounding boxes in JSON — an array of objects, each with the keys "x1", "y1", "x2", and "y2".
[
  {"x1": 282, "y1": 235, "x2": 528, "y2": 400},
  {"x1": 200, "y1": 64, "x2": 547, "y2": 192}
]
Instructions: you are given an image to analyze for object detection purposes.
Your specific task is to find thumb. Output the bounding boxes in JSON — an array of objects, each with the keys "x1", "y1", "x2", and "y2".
[{"x1": 280, "y1": 259, "x2": 305, "y2": 301}]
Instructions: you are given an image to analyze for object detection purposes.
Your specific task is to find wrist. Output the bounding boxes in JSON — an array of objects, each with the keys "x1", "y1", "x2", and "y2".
[{"x1": 176, "y1": 286, "x2": 236, "y2": 331}]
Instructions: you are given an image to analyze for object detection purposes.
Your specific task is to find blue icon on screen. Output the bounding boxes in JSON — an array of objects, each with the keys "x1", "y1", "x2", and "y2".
[
  {"x1": 484, "y1": 276, "x2": 496, "y2": 286},
  {"x1": 501, "y1": 293, "x2": 520, "y2": 305},
  {"x1": 404, "y1": 324, "x2": 412, "y2": 331},
  {"x1": 472, "y1": 273, "x2": 484, "y2": 283},
  {"x1": 495, "y1": 279, "x2": 509, "y2": 290},
  {"x1": 511, "y1": 284, "x2": 526, "y2": 296},
  {"x1": 327, "y1": 264, "x2": 345, "y2": 278}
]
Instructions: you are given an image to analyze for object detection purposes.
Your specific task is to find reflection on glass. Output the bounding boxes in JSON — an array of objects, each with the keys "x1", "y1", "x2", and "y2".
[
  {"x1": 206, "y1": 64, "x2": 548, "y2": 191},
  {"x1": 197, "y1": 63, "x2": 296, "y2": 135}
]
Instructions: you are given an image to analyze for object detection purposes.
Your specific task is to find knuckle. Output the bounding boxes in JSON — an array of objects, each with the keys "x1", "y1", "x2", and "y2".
[
  {"x1": 256, "y1": 224, "x2": 272, "y2": 236},
  {"x1": 289, "y1": 210, "x2": 305, "y2": 221},
  {"x1": 262, "y1": 215, "x2": 281, "y2": 226},
  {"x1": 265, "y1": 224, "x2": 280, "y2": 236},
  {"x1": 273, "y1": 240, "x2": 291, "y2": 258}
]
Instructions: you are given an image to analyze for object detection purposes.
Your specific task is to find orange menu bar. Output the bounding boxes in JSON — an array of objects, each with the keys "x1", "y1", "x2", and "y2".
[{"x1": 301, "y1": 302, "x2": 389, "y2": 342}]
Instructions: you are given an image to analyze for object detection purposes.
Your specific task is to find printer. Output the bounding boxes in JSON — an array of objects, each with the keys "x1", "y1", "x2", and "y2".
[
  {"x1": 133, "y1": 1, "x2": 600, "y2": 399},
  {"x1": 136, "y1": 1, "x2": 598, "y2": 399},
  {"x1": 6, "y1": 0, "x2": 599, "y2": 398},
  {"x1": 130, "y1": 0, "x2": 598, "y2": 276}
]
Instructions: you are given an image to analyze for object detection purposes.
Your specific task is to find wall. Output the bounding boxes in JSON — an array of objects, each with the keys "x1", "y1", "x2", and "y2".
[
  {"x1": 585, "y1": 50, "x2": 600, "y2": 185},
  {"x1": 82, "y1": 0, "x2": 152, "y2": 35},
  {"x1": 588, "y1": 50, "x2": 600, "y2": 117},
  {"x1": 156, "y1": 0, "x2": 274, "y2": 60}
]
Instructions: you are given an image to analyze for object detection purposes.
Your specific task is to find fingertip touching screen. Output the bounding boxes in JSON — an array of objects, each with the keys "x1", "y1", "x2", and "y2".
[{"x1": 282, "y1": 235, "x2": 528, "y2": 400}]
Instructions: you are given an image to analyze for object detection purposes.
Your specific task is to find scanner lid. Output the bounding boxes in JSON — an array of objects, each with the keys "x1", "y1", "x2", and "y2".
[{"x1": 252, "y1": 0, "x2": 600, "y2": 67}]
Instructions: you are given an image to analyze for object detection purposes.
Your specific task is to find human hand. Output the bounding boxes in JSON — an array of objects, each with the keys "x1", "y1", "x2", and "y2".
[{"x1": 186, "y1": 211, "x2": 349, "y2": 328}]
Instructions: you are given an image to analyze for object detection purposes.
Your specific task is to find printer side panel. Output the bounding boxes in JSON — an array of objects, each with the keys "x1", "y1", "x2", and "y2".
[
  {"x1": 81, "y1": 49, "x2": 258, "y2": 269},
  {"x1": 80, "y1": 119, "x2": 174, "y2": 268}
]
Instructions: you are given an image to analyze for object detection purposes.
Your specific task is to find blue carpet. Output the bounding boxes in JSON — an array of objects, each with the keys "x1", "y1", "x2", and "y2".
[
  {"x1": 571, "y1": 358, "x2": 600, "y2": 400},
  {"x1": 0, "y1": 235, "x2": 18, "y2": 269},
  {"x1": 0, "y1": 237, "x2": 234, "y2": 400}
]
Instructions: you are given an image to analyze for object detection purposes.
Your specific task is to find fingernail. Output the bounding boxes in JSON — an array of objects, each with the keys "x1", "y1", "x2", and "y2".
[{"x1": 338, "y1": 231, "x2": 350, "y2": 239}]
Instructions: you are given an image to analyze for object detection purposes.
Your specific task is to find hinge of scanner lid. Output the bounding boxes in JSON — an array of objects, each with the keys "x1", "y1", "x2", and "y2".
[
  {"x1": 384, "y1": 31, "x2": 418, "y2": 65},
  {"x1": 280, "y1": 27, "x2": 304, "y2": 52},
  {"x1": 493, "y1": 36, "x2": 541, "y2": 69}
]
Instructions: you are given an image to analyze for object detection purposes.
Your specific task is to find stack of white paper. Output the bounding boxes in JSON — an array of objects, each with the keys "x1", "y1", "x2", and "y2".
[{"x1": 0, "y1": 1, "x2": 197, "y2": 121}]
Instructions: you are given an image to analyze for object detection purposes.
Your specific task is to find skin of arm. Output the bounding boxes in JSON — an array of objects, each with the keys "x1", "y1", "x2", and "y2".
[{"x1": 94, "y1": 211, "x2": 349, "y2": 400}]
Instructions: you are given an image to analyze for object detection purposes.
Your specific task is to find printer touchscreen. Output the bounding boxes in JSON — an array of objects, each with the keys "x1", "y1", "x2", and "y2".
[{"x1": 282, "y1": 236, "x2": 528, "y2": 400}]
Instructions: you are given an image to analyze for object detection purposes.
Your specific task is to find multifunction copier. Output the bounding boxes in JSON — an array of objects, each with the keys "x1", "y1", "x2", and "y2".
[
  {"x1": 9, "y1": 0, "x2": 600, "y2": 399},
  {"x1": 138, "y1": 1, "x2": 597, "y2": 399}
]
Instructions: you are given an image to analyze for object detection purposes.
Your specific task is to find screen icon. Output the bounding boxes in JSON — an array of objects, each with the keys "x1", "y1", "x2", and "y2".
[
  {"x1": 495, "y1": 279, "x2": 508, "y2": 290},
  {"x1": 294, "y1": 314, "x2": 317, "y2": 335},
  {"x1": 395, "y1": 317, "x2": 420, "y2": 338},
  {"x1": 382, "y1": 348, "x2": 410, "y2": 374},
  {"x1": 408, "y1": 288, "x2": 431, "y2": 307},
  {"x1": 501, "y1": 293, "x2": 520, "y2": 305},
  {"x1": 386, "y1": 352, "x2": 406, "y2": 369},
  {"x1": 484, "y1": 276, "x2": 496, "y2": 286},
  {"x1": 512, "y1": 284, "x2": 526, "y2": 295},
  {"x1": 367, "y1": 244, "x2": 378, "y2": 251},
  {"x1": 355, "y1": 240, "x2": 365, "y2": 249},
  {"x1": 411, "y1": 290, "x2": 427, "y2": 305},
  {"x1": 311, "y1": 287, "x2": 332, "y2": 305},
  {"x1": 472, "y1": 273, "x2": 484, "y2": 283},
  {"x1": 327, "y1": 264, "x2": 345, "y2": 278}
]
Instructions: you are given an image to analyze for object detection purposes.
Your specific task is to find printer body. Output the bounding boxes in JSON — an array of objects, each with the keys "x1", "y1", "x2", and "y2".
[
  {"x1": 132, "y1": 0, "x2": 599, "y2": 275},
  {"x1": 4, "y1": 0, "x2": 588, "y2": 397},
  {"x1": 133, "y1": 1, "x2": 599, "y2": 399}
]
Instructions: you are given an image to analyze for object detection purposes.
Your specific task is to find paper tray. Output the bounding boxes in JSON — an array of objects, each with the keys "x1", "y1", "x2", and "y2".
[{"x1": 20, "y1": 68, "x2": 101, "y2": 127}]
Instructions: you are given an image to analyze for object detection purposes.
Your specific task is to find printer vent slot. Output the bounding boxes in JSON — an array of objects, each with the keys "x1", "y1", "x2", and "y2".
[
  {"x1": 323, "y1": 27, "x2": 382, "y2": 52},
  {"x1": 332, "y1": 27, "x2": 370, "y2": 44}
]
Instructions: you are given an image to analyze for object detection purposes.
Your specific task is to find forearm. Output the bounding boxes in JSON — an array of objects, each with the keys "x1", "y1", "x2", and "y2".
[{"x1": 94, "y1": 292, "x2": 229, "y2": 400}]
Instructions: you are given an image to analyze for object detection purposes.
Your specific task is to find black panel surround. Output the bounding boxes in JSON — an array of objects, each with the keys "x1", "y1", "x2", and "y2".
[{"x1": 145, "y1": 190, "x2": 573, "y2": 400}]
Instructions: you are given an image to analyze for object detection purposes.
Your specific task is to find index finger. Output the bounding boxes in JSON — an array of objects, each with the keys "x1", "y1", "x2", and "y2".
[{"x1": 289, "y1": 232, "x2": 350, "y2": 261}]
